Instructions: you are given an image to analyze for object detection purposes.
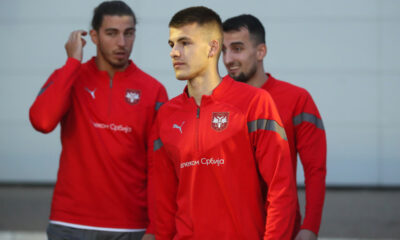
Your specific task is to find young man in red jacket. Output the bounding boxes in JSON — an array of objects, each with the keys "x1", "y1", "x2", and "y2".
[
  {"x1": 29, "y1": 1, "x2": 167, "y2": 239},
  {"x1": 149, "y1": 6, "x2": 297, "y2": 240},
  {"x1": 222, "y1": 14, "x2": 327, "y2": 240}
]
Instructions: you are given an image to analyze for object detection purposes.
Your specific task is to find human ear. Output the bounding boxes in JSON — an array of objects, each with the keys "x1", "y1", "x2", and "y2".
[
  {"x1": 256, "y1": 43, "x2": 267, "y2": 60},
  {"x1": 90, "y1": 29, "x2": 98, "y2": 45},
  {"x1": 208, "y1": 40, "x2": 220, "y2": 58}
]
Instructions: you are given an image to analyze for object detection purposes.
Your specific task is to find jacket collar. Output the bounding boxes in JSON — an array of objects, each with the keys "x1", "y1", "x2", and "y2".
[
  {"x1": 261, "y1": 73, "x2": 276, "y2": 90},
  {"x1": 182, "y1": 76, "x2": 233, "y2": 104},
  {"x1": 87, "y1": 57, "x2": 137, "y2": 77}
]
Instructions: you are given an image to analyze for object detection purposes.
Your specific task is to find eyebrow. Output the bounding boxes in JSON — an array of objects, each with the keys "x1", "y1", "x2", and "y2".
[
  {"x1": 178, "y1": 36, "x2": 192, "y2": 43},
  {"x1": 104, "y1": 27, "x2": 136, "y2": 32},
  {"x1": 169, "y1": 36, "x2": 192, "y2": 43},
  {"x1": 229, "y1": 41, "x2": 244, "y2": 46}
]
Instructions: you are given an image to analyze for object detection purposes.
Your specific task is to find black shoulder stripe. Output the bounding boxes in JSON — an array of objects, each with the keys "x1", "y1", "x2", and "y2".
[
  {"x1": 293, "y1": 112, "x2": 324, "y2": 130},
  {"x1": 248, "y1": 119, "x2": 287, "y2": 141}
]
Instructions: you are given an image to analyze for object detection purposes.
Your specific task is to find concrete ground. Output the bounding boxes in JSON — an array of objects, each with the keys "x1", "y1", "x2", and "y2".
[{"x1": 0, "y1": 185, "x2": 399, "y2": 239}]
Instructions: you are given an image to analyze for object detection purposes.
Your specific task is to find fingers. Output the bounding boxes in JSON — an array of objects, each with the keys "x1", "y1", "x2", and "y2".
[
  {"x1": 67, "y1": 30, "x2": 87, "y2": 45},
  {"x1": 65, "y1": 30, "x2": 87, "y2": 62},
  {"x1": 70, "y1": 30, "x2": 87, "y2": 39},
  {"x1": 81, "y1": 38, "x2": 87, "y2": 48}
]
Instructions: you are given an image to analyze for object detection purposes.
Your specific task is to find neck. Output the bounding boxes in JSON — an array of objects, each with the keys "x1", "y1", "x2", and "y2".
[
  {"x1": 187, "y1": 69, "x2": 221, "y2": 106},
  {"x1": 246, "y1": 63, "x2": 268, "y2": 88}
]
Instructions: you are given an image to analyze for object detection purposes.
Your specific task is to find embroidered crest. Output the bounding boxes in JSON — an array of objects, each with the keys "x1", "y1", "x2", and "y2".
[
  {"x1": 125, "y1": 89, "x2": 141, "y2": 105},
  {"x1": 211, "y1": 112, "x2": 229, "y2": 131}
]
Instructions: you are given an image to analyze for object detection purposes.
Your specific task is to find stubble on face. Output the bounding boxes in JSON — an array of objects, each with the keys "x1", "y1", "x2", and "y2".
[
  {"x1": 229, "y1": 62, "x2": 257, "y2": 83},
  {"x1": 96, "y1": 15, "x2": 135, "y2": 71},
  {"x1": 98, "y1": 40, "x2": 129, "y2": 69},
  {"x1": 223, "y1": 28, "x2": 260, "y2": 84}
]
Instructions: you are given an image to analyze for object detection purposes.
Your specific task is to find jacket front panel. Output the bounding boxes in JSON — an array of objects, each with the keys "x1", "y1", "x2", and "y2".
[
  {"x1": 159, "y1": 95, "x2": 265, "y2": 239},
  {"x1": 30, "y1": 58, "x2": 168, "y2": 229},
  {"x1": 152, "y1": 77, "x2": 297, "y2": 240}
]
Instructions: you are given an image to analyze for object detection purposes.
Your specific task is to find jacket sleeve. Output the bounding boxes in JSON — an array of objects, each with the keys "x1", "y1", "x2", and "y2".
[
  {"x1": 145, "y1": 84, "x2": 169, "y2": 146},
  {"x1": 155, "y1": 85, "x2": 169, "y2": 111},
  {"x1": 248, "y1": 91, "x2": 297, "y2": 240},
  {"x1": 29, "y1": 58, "x2": 81, "y2": 133},
  {"x1": 149, "y1": 117, "x2": 178, "y2": 239},
  {"x1": 294, "y1": 91, "x2": 327, "y2": 235},
  {"x1": 146, "y1": 86, "x2": 168, "y2": 234}
]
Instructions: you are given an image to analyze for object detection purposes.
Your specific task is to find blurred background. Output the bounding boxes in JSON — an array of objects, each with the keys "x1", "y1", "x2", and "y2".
[{"x1": 0, "y1": 0, "x2": 399, "y2": 239}]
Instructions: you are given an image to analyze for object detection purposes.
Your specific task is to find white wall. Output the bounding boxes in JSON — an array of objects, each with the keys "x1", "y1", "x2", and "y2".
[{"x1": 0, "y1": 0, "x2": 399, "y2": 186}]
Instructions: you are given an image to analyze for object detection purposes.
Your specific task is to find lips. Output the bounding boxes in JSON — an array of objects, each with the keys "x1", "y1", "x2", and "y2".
[
  {"x1": 227, "y1": 65, "x2": 240, "y2": 74},
  {"x1": 228, "y1": 66, "x2": 239, "y2": 70},
  {"x1": 173, "y1": 62, "x2": 185, "y2": 68},
  {"x1": 114, "y1": 51, "x2": 127, "y2": 59}
]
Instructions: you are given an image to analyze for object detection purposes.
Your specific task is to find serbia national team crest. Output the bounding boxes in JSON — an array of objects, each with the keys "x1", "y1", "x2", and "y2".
[
  {"x1": 211, "y1": 112, "x2": 229, "y2": 132},
  {"x1": 125, "y1": 89, "x2": 141, "y2": 105}
]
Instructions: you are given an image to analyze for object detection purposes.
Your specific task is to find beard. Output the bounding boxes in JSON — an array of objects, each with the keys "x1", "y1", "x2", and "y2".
[
  {"x1": 229, "y1": 63, "x2": 257, "y2": 83},
  {"x1": 104, "y1": 52, "x2": 129, "y2": 69},
  {"x1": 107, "y1": 58, "x2": 128, "y2": 69},
  {"x1": 98, "y1": 45, "x2": 130, "y2": 70}
]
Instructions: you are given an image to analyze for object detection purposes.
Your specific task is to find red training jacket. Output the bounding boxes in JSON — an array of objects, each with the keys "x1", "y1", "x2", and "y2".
[
  {"x1": 262, "y1": 74, "x2": 327, "y2": 236},
  {"x1": 150, "y1": 76, "x2": 297, "y2": 240},
  {"x1": 29, "y1": 57, "x2": 168, "y2": 230}
]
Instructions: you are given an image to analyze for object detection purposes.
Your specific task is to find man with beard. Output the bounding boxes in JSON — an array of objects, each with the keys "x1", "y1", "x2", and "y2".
[
  {"x1": 29, "y1": 1, "x2": 167, "y2": 239},
  {"x1": 222, "y1": 14, "x2": 327, "y2": 240}
]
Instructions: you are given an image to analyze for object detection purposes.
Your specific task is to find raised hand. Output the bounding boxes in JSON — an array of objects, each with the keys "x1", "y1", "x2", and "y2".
[{"x1": 65, "y1": 30, "x2": 87, "y2": 62}]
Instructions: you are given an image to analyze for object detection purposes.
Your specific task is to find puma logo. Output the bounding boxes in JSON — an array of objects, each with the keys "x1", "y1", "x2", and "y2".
[
  {"x1": 173, "y1": 121, "x2": 185, "y2": 134},
  {"x1": 85, "y1": 87, "x2": 96, "y2": 99}
]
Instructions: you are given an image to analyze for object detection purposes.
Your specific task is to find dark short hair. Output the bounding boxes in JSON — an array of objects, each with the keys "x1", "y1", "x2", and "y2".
[
  {"x1": 169, "y1": 6, "x2": 222, "y2": 30},
  {"x1": 91, "y1": 1, "x2": 136, "y2": 31},
  {"x1": 222, "y1": 14, "x2": 265, "y2": 45}
]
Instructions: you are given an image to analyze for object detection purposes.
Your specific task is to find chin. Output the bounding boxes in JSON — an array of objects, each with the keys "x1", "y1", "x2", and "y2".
[
  {"x1": 231, "y1": 74, "x2": 248, "y2": 83},
  {"x1": 174, "y1": 71, "x2": 189, "y2": 81},
  {"x1": 175, "y1": 75, "x2": 188, "y2": 81},
  {"x1": 111, "y1": 60, "x2": 129, "y2": 69}
]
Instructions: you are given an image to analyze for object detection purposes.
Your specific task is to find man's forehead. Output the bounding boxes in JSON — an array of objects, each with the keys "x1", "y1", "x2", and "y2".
[
  {"x1": 169, "y1": 23, "x2": 202, "y2": 40},
  {"x1": 224, "y1": 29, "x2": 251, "y2": 42},
  {"x1": 100, "y1": 15, "x2": 135, "y2": 28}
]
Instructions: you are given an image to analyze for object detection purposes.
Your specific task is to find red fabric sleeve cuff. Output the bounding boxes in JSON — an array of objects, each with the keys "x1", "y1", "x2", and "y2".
[{"x1": 66, "y1": 57, "x2": 82, "y2": 68}]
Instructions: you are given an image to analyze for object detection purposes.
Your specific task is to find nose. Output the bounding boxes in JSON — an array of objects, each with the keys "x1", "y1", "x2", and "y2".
[
  {"x1": 170, "y1": 46, "x2": 180, "y2": 58},
  {"x1": 117, "y1": 34, "x2": 126, "y2": 47},
  {"x1": 223, "y1": 49, "x2": 232, "y2": 65}
]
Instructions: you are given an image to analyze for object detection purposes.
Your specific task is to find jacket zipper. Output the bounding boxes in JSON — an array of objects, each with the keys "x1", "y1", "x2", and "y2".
[
  {"x1": 108, "y1": 77, "x2": 113, "y2": 116},
  {"x1": 196, "y1": 107, "x2": 200, "y2": 152}
]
